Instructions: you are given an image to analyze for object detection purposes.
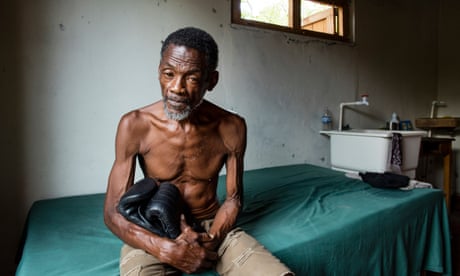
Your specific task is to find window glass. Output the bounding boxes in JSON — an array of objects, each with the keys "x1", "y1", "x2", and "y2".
[
  {"x1": 241, "y1": 0, "x2": 290, "y2": 27},
  {"x1": 301, "y1": 1, "x2": 342, "y2": 36},
  {"x1": 232, "y1": 0, "x2": 352, "y2": 42}
]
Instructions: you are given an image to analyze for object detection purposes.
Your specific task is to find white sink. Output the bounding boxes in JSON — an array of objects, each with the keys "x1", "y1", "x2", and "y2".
[{"x1": 320, "y1": 129, "x2": 427, "y2": 178}]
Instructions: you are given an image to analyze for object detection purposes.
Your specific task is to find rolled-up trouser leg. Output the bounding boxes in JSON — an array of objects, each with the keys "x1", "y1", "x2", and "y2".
[
  {"x1": 216, "y1": 228, "x2": 294, "y2": 276},
  {"x1": 120, "y1": 244, "x2": 181, "y2": 276}
]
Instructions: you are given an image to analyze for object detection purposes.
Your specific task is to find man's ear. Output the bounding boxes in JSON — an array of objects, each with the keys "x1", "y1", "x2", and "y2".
[{"x1": 206, "y1": 71, "x2": 219, "y2": 92}]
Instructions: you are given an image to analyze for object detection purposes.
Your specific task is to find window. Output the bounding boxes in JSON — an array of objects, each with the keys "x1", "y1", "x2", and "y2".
[{"x1": 231, "y1": 0, "x2": 353, "y2": 42}]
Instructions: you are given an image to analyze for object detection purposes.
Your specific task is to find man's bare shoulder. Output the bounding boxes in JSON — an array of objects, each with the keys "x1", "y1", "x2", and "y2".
[
  {"x1": 117, "y1": 102, "x2": 163, "y2": 135},
  {"x1": 121, "y1": 102, "x2": 162, "y2": 121},
  {"x1": 202, "y1": 101, "x2": 245, "y2": 124},
  {"x1": 201, "y1": 101, "x2": 247, "y2": 151}
]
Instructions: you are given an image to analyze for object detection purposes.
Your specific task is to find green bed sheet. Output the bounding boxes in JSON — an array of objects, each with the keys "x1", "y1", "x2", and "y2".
[{"x1": 16, "y1": 164, "x2": 452, "y2": 275}]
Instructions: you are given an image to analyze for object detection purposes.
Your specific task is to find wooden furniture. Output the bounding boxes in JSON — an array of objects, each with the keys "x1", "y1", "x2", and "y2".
[
  {"x1": 415, "y1": 117, "x2": 460, "y2": 130},
  {"x1": 417, "y1": 137, "x2": 455, "y2": 212}
]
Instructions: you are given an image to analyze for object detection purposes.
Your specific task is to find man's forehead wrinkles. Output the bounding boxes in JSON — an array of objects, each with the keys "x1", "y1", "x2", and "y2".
[{"x1": 168, "y1": 53, "x2": 201, "y2": 65}]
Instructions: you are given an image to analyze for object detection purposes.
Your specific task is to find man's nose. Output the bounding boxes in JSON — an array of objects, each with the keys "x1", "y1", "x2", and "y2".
[{"x1": 170, "y1": 76, "x2": 186, "y2": 94}]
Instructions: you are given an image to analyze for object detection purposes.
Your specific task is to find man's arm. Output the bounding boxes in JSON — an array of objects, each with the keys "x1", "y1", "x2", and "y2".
[
  {"x1": 201, "y1": 115, "x2": 247, "y2": 249},
  {"x1": 104, "y1": 111, "x2": 217, "y2": 273},
  {"x1": 104, "y1": 111, "x2": 169, "y2": 256}
]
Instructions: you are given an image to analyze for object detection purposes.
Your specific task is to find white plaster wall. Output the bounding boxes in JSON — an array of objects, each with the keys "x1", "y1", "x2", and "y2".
[{"x1": 0, "y1": 0, "x2": 447, "y2": 273}]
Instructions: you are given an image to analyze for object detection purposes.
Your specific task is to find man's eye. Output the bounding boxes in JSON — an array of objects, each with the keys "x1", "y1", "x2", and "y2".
[
  {"x1": 163, "y1": 71, "x2": 174, "y2": 78},
  {"x1": 187, "y1": 76, "x2": 199, "y2": 83}
]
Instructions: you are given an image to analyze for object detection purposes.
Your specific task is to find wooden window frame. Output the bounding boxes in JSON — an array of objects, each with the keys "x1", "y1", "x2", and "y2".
[{"x1": 231, "y1": 0, "x2": 353, "y2": 43}]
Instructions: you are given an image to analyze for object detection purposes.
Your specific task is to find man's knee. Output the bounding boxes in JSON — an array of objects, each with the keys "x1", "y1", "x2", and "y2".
[
  {"x1": 216, "y1": 229, "x2": 294, "y2": 276},
  {"x1": 120, "y1": 244, "x2": 181, "y2": 276}
]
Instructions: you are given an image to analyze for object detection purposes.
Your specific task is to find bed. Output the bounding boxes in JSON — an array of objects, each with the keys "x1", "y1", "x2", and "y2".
[{"x1": 16, "y1": 164, "x2": 452, "y2": 275}]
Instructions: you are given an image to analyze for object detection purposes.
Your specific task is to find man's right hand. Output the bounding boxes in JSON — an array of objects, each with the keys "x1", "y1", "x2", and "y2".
[{"x1": 157, "y1": 215, "x2": 218, "y2": 274}]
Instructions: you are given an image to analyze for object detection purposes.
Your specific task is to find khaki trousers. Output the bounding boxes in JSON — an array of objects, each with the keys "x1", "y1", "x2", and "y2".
[{"x1": 120, "y1": 222, "x2": 293, "y2": 276}]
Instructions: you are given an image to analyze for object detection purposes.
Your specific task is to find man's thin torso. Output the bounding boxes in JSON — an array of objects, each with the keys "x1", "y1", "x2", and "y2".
[{"x1": 133, "y1": 100, "x2": 235, "y2": 219}]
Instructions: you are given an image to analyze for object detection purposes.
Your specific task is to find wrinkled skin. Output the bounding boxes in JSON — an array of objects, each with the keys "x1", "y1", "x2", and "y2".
[{"x1": 104, "y1": 44, "x2": 247, "y2": 274}]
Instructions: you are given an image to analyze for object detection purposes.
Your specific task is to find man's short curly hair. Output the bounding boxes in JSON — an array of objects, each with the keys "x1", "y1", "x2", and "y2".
[{"x1": 161, "y1": 27, "x2": 219, "y2": 72}]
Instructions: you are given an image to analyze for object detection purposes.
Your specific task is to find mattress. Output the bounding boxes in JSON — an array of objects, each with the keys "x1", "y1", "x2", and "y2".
[{"x1": 16, "y1": 164, "x2": 452, "y2": 275}]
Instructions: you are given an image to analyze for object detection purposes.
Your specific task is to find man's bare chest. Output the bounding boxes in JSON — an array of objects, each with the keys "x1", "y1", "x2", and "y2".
[{"x1": 139, "y1": 133, "x2": 227, "y2": 182}]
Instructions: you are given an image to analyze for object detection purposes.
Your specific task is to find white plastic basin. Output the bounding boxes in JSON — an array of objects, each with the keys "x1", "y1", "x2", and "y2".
[{"x1": 320, "y1": 129, "x2": 427, "y2": 178}]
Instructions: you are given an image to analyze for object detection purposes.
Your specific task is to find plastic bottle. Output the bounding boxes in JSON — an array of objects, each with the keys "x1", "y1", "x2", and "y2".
[
  {"x1": 321, "y1": 108, "x2": 332, "y2": 130},
  {"x1": 390, "y1": 112, "x2": 399, "y2": 130}
]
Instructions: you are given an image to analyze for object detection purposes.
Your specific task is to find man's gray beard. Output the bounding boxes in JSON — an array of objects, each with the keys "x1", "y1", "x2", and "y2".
[{"x1": 163, "y1": 98, "x2": 192, "y2": 121}]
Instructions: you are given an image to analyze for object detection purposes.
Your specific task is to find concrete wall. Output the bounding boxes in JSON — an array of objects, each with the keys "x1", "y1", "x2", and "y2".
[{"x1": 1, "y1": 0, "x2": 451, "y2": 273}]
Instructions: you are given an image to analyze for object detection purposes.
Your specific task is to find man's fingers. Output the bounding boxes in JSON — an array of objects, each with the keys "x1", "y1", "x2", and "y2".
[
  {"x1": 198, "y1": 232, "x2": 213, "y2": 243},
  {"x1": 179, "y1": 214, "x2": 191, "y2": 231}
]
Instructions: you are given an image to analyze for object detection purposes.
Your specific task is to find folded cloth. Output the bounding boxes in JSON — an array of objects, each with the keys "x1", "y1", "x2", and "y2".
[
  {"x1": 400, "y1": 180, "x2": 433, "y2": 190},
  {"x1": 359, "y1": 172, "x2": 410, "y2": 189},
  {"x1": 117, "y1": 178, "x2": 203, "y2": 239},
  {"x1": 390, "y1": 133, "x2": 403, "y2": 173}
]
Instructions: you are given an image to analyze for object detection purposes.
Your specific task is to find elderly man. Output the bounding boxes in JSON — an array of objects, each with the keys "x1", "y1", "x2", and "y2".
[{"x1": 104, "y1": 27, "x2": 293, "y2": 276}]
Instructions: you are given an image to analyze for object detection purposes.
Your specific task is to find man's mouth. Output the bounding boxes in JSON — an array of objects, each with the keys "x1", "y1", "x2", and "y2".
[
  {"x1": 165, "y1": 95, "x2": 191, "y2": 111},
  {"x1": 163, "y1": 96, "x2": 193, "y2": 121}
]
